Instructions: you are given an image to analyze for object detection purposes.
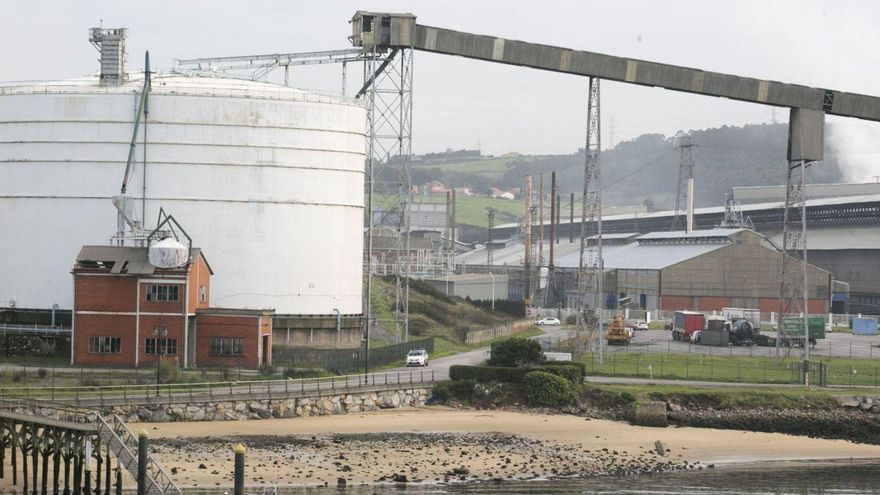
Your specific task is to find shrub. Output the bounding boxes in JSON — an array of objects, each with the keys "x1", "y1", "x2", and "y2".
[
  {"x1": 11, "y1": 369, "x2": 26, "y2": 383},
  {"x1": 488, "y1": 338, "x2": 544, "y2": 367},
  {"x1": 284, "y1": 369, "x2": 327, "y2": 379},
  {"x1": 449, "y1": 365, "x2": 528, "y2": 383},
  {"x1": 157, "y1": 359, "x2": 180, "y2": 384},
  {"x1": 565, "y1": 315, "x2": 577, "y2": 325},
  {"x1": 522, "y1": 371, "x2": 577, "y2": 408},
  {"x1": 37, "y1": 368, "x2": 48, "y2": 379},
  {"x1": 535, "y1": 363, "x2": 584, "y2": 385},
  {"x1": 433, "y1": 379, "x2": 476, "y2": 403}
]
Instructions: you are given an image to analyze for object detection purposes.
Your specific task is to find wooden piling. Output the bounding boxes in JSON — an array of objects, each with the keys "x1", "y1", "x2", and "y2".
[{"x1": 41, "y1": 434, "x2": 49, "y2": 495}]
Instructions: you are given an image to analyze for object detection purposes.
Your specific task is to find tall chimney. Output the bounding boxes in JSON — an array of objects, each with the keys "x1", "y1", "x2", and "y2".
[{"x1": 686, "y1": 177, "x2": 695, "y2": 232}]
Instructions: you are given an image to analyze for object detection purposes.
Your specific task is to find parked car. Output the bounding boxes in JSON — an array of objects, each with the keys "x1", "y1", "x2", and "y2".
[
  {"x1": 536, "y1": 317, "x2": 561, "y2": 326},
  {"x1": 405, "y1": 349, "x2": 429, "y2": 366},
  {"x1": 636, "y1": 321, "x2": 649, "y2": 331}
]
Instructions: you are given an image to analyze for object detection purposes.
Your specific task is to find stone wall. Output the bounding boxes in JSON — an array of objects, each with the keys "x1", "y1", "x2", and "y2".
[{"x1": 106, "y1": 388, "x2": 431, "y2": 423}]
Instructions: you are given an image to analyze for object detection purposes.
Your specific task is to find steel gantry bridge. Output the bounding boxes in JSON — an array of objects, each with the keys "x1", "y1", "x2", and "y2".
[{"x1": 178, "y1": 11, "x2": 880, "y2": 364}]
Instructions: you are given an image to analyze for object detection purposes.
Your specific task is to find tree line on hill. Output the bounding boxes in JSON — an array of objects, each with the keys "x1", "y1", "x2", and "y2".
[{"x1": 413, "y1": 123, "x2": 845, "y2": 209}]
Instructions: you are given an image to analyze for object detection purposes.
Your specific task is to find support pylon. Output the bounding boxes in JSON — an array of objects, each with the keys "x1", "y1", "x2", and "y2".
[
  {"x1": 362, "y1": 45, "x2": 413, "y2": 369},
  {"x1": 576, "y1": 77, "x2": 604, "y2": 364},
  {"x1": 777, "y1": 160, "x2": 812, "y2": 358}
]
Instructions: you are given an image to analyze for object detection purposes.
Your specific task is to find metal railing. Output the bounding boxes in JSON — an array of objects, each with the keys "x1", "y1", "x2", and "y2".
[
  {"x1": 0, "y1": 369, "x2": 437, "y2": 407},
  {"x1": 97, "y1": 414, "x2": 181, "y2": 495},
  {"x1": 0, "y1": 323, "x2": 70, "y2": 336}
]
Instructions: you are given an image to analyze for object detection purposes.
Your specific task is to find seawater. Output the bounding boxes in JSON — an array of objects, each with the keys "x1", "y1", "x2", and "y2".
[{"x1": 184, "y1": 459, "x2": 880, "y2": 494}]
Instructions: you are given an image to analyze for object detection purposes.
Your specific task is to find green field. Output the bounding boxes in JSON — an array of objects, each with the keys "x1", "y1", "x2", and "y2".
[
  {"x1": 417, "y1": 195, "x2": 529, "y2": 228},
  {"x1": 581, "y1": 352, "x2": 880, "y2": 387},
  {"x1": 413, "y1": 157, "x2": 527, "y2": 180}
]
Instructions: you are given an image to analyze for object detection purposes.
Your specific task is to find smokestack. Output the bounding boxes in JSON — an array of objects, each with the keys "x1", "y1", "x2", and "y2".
[
  {"x1": 524, "y1": 176, "x2": 532, "y2": 301},
  {"x1": 89, "y1": 27, "x2": 128, "y2": 86},
  {"x1": 549, "y1": 172, "x2": 556, "y2": 267},
  {"x1": 686, "y1": 177, "x2": 694, "y2": 232},
  {"x1": 538, "y1": 174, "x2": 544, "y2": 266}
]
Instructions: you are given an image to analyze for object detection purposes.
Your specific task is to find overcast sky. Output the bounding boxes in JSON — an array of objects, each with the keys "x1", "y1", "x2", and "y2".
[{"x1": 2, "y1": 0, "x2": 879, "y2": 180}]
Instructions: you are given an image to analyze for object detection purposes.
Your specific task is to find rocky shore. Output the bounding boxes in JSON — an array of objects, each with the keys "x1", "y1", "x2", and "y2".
[
  {"x1": 150, "y1": 431, "x2": 694, "y2": 488},
  {"x1": 141, "y1": 408, "x2": 880, "y2": 489},
  {"x1": 666, "y1": 403, "x2": 880, "y2": 445}
]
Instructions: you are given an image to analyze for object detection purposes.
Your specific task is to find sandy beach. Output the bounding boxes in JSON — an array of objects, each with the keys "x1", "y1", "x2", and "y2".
[
  {"x1": 134, "y1": 407, "x2": 880, "y2": 489},
  {"x1": 4, "y1": 407, "x2": 880, "y2": 492}
]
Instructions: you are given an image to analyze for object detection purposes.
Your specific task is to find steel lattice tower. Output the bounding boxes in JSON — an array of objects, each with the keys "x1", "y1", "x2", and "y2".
[
  {"x1": 576, "y1": 77, "x2": 604, "y2": 364},
  {"x1": 672, "y1": 132, "x2": 696, "y2": 231},
  {"x1": 777, "y1": 160, "x2": 811, "y2": 359},
  {"x1": 362, "y1": 46, "x2": 414, "y2": 365}
]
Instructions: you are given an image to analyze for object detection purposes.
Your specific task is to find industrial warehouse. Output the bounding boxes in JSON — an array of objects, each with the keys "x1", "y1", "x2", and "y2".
[{"x1": 455, "y1": 228, "x2": 834, "y2": 314}]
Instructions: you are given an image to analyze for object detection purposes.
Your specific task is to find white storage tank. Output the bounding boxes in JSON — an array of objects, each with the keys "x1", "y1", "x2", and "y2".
[{"x1": 0, "y1": 75, "x2": 366, "y2": 316}]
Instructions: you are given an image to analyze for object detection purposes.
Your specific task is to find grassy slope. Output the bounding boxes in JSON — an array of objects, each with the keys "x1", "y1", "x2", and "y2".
[
  {"x1": 412, "y1": 157, "x2": 523, "y2": 180},
  {"x1": 418, "y1": 195, "x2": 526, "y2": 228},
  {"x1": 372, "y1": 276, "x2": 516, "y2": 345}
]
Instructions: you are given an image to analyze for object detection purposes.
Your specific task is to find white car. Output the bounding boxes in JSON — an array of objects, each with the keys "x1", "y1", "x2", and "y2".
[
  {"x1": 405, "y1": 349, "x2": 429, "y2": 366},
  {"x1": 636, "y1": 321, "x2": 649, "y2": 331},
  {"x1": 536, "y1": 317, "x2": 561, "y2": 326}
]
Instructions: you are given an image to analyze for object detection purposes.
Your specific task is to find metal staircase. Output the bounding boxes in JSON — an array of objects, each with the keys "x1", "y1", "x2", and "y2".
[
  {"x1": 1, "y1": 396, "x2": 180, "y2": 495},
  {"x1": 95, "y1": 414, "x2": 181, "y2": 495}
]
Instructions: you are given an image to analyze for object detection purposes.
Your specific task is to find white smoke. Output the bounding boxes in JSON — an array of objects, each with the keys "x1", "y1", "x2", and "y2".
[{"x1": 828, "y1": 123, "x2": 880, "y2": 182}]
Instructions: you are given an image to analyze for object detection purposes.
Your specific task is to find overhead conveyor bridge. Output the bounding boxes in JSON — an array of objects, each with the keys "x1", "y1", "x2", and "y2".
[{"x1": 350, "y1": 10, "x2": 880, "y2": 161}]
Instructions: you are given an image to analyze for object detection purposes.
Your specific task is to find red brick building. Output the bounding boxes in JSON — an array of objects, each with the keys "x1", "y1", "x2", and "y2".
[
  {"x1": 72, "y1": 245, "x2": 273, "y2": 369},
  {"x1": 195, "y1": 308, "x2": 273, "y2": 369}
]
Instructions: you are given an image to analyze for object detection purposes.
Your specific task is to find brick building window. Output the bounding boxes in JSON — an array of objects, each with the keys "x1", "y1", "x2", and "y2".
[
  {"x1": 146, "y1": 285, "x2": 179, "y2": 302},
  {"x1": 210, "y1": 337, "x2": 243, "y2": 356},
  {"x1": 145, "y1": 338, "x2": 178, "y2": 355},
  {"x1": 88, "y1": 336, "x2": 121, "y2": 353},
  {"x1": 199, "y1": 286, "x2": 207, "y2": 303}
]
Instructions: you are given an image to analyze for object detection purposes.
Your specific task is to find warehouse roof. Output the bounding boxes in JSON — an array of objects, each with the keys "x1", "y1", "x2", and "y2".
[
  {"x1": 554, "y1": 242, "x2": 728, "y2": 270},
  {"x1": 495, "y1": 193, "x2": 880, "y2": 229}
]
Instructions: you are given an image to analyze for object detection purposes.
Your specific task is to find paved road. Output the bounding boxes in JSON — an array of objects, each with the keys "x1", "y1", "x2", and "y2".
[{"x1": 385, "y1": 324, "x2": 573, "y2": 380}]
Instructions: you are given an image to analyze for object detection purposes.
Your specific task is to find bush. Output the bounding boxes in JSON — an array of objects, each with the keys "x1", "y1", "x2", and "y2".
[
  {"x1": 433, "y1": 379, "x2": 476, "y2": 402},
  {"x1": 11, "y1": 369, "x2": 26, "y2": 383},
  {"x1": 488, "y1": 338, "x2": 544, "y2": 367},
  {"x1": 522, "y1": 371, "x2": 577, "y2": 408},
  {"x1": 157, "y1": 359, "x2": 180, "y2": 384},
  {"x1": 565, "y1": 315, "x2": 577, "y2": 325},
  {"x1": 450, "y1": 364, "x2": 582, "y2": 385},
  {"x1": 536, "y1": 363, "x2": 584, "y2": 385},
  {"x1": 449, "y1": 365, "x2": 528, "y2": 383},
  {"x1": 284, "y1": 369, "x2": 328, "y2": 379},
  {"x1": 37, "y1": 368, "x2": 48, "y2": 379}
]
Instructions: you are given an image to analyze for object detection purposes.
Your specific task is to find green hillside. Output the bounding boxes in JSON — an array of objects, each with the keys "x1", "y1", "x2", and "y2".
[
  {"x1": 370, "y1": 276, "x2": 515, "y2": 344},
  {"x1": 411, "y1": 123, "x2": 845, "y2": 211}
]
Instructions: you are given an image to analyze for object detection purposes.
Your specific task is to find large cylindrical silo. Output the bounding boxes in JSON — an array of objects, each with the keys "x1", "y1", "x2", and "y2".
[{"x1": 0, "y1": 75, "x2": 365, "y2": 316}]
